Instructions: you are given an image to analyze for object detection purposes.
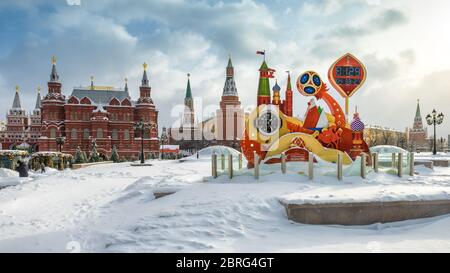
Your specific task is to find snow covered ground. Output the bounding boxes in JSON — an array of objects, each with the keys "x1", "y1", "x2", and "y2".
[{"x1": 1, "y1": 153, "x2": 450, "y2": 253}]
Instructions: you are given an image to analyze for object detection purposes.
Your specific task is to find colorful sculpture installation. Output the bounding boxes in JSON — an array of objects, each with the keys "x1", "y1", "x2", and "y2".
[{"x1": 241, "y1": 53, "x2": 370, "y2": 168}]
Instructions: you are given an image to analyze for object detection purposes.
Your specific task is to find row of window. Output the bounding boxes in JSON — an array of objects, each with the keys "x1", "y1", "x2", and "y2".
[
  {"x1": 67, "y1": 128, "x2": 131, "y2": 140},
  {"x1": 66, "y1": 112, "x2": 134, "y2": 121},
  {"x1": 47, "y1": 128, "x2": 155, "y2": 139}
]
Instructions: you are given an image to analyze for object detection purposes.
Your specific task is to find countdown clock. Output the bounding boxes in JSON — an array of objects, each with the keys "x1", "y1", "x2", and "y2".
[
  {"x1": 255, "y1": 109, "x2": 281, "y2": 136},
  {"x1": 328, "y1": 53, "x2": 367, "y2": 98}
]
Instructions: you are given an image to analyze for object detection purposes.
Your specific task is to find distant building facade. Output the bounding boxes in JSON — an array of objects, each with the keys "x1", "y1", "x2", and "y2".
[{"x1": 0, "y1": 86, "x2": 42, "y2": 151}]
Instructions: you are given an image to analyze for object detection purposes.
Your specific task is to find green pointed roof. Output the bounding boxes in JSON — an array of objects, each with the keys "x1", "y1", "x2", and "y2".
[
  {"x1": 227, "y1": 57, "x2": 233, "y2": 68},
  {"x1": 257, "y1": 60, "x2": 271, "y2": 97},
  {"x1": 185, "y1": 75, "x2": 192, "y2": 99},
  {"x1": 259, "y1": 60, "x2": 269, "y2": 70},
  {"x1": 415, "y1": 99, "x2": 421, "y2": 119}
]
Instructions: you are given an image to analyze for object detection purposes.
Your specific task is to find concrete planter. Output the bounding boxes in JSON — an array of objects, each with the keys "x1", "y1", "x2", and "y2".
[{"x1": 281, "y1": 199, "x2": 450, "y2": 226}]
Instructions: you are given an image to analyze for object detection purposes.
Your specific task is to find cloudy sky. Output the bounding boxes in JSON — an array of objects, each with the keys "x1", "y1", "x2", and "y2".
[{"x1": 0, "y1": 0, "x2": 449, "y2": 137}]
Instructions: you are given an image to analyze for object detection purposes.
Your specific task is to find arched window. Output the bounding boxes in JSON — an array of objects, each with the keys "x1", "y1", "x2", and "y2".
[
  {"x1": 124, "y1": 129, "x2": 130, "y2": 140},
  {"x1": 83, "y1": 128, "x2": 90, "y2": 139},
  {"x1": 50, "y1": 128, "x2": 57, "y2": 138},
  {"x1": 112, "y1": 129, "x2": 118, "y2": 140},
  {"x1": 97, "y1": 128, "x2": 103, "y2": 139},
  {"x1": 71, "y1": 128, "x2": 77, "y2": 139}
]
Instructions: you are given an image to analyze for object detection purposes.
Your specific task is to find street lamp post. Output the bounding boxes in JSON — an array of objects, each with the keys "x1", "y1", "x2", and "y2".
[
  {"x1": 426, "y1": 109, "x2": 444, "y2": 155},
  {"x1": 56, "y1": 137, "x2": 65, "y2": 153},
  {"x1": 133, "y1": 118, "x2": 157, "y2": 164},
  {"x1": 134, "y1": 118, "x2": 149, "y2": 164}
]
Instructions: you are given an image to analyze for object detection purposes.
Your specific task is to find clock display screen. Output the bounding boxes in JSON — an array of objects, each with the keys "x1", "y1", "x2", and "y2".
[{"x1": 336, "y1": 66, "x2": 361, "y2": 77}]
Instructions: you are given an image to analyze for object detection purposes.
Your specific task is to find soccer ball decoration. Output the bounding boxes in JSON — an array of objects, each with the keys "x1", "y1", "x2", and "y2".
[{"x1": 296, "y1": 71, "x2": 323, "y2": 97}]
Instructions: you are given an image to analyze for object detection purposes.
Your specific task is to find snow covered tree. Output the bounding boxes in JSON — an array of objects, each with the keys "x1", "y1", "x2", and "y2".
[
  {"x1": 110, "y1": 145, "x2": 119, "y2": 163},
  {"x1": 74, "y1": 146, "x2": 85, "y2": 164},
  {"x1": 90, "y1": 140, "x2": 100, "y2": 162}
]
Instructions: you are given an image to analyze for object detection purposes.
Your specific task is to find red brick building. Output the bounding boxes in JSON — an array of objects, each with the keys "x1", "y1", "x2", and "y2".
[
  {"x1": 0, "y1": 86, "x2": 41, "y2": 151},
  {"x1": 38, "y1": 58, "x2": 159, "y2": 159}
]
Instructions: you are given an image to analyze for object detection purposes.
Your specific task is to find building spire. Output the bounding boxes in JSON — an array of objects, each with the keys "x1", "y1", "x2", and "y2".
[
  {"x1": 415, "y1": 99, "x2": 421, "y2": 119},
  {"x1": 35, "y1": 86, "x2": 42, "y2": 109},
  {"x1": 12, "y1": 85, "x2": 22, "y2": 109},
  {"x1": 141, "y1": 62, "x2": 149, "y2": 87},
  {"x1": 50, "y1": 56, "x2": 59, "y2": 82},
  {"x1": 124, "y1": 78, "x2": 128, "y2": 92},
  {"x1": 90, "y1": 76, "x2": 94, "y2": 90},
  {"x1": 185, "y1": 73, "x2": 192, "y2": 98},
  {"x1": 286, "y1": 71, "x2": 292, "y2": 91},
  {"x1": 223, "y1": 56, "x2": 238, "y2": 96}
]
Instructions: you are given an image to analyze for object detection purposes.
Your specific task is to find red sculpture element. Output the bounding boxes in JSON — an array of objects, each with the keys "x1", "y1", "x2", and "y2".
[{"x1": 317, "y1": 126, "x2": 342, "y2": 149}]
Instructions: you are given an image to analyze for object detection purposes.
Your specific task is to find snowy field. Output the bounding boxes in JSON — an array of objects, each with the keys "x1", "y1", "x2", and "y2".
[{"x1": 1, "y1": 153, "x2": 450, "y2": 253}]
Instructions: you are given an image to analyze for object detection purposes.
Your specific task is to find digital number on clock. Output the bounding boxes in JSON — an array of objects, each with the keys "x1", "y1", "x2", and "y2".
[{"x1": 336, "y1": 66, "x2": 361, "y2": 77}]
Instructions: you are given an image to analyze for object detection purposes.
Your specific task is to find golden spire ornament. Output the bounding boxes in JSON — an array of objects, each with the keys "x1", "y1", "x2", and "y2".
[
  {"x1": 15, "y1": 85, "x2": 19, "y2": 93},
  {"x1": 37, "y1": 86, "x2": 41, "y2": 94},
  {"x1": 51, "y1": 56, "x2": 57, "y2": 65},
  {"x1": 143, "y1": 62, "x2": 148, "y2": 71}
]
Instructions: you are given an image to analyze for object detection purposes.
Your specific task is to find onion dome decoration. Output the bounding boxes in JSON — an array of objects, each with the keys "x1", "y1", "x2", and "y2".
[
  {"x1": 272, "y1": 80, "x2": 281, "y2": 92},
  {"x1": 350, "y1": 110, "x2": 365, "y2": 132}
]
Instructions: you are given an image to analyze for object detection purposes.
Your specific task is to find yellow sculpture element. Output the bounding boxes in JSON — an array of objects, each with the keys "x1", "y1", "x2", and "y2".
[
  {"x1": 143, "y1": 62, "x2": 148, "y2": 71},
  {"x1": 266, "y1": 133, "x2": 353, "y2": 165},
  {"x1": 15, "y1": 85, "x2": 19, "y2": 93},
  {"x1": 51, "y1": 56, "x2": 57, "y2": 65},
  {"x1": 125, "y1": 78, "x2": 128, "y2": 83},
  {"x1": 37, "y1": 86, "x2": 41, "y2": 94}
]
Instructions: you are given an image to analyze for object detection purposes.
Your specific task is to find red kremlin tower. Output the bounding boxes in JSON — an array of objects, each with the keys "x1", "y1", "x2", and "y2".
[
  {"x1": 271, "y1": 72, "x2": 293, "y2": 117},
  {"x1": 216, "y1": 56, "x2": 244, "y2": 148},
  {"x1": 257, "y1": 60, "x2": 275, "y2": 106}
]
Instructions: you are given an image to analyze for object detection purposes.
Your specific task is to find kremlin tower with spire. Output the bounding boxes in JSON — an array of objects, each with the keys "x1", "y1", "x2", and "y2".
[
  {"x1": 216, "y1": 56, "x2": 244, "y2": 148},
  {"x1": 408, "y1": 99, "x2": 428, "y2": 151}
]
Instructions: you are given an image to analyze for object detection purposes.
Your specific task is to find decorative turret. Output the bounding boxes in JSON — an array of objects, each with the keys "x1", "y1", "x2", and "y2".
[
  {"x1": 413, "y1": 99, "x2": 424, "y2": 130},
  {"x1": 141, "y1": 62, "x2": 149, "y2": 87},
  {"x1": 50, "y1": 56, "x2": 59, "y2": 82},
  {"x1": 183, "y1": 73, "x2": 195, "y2": 126},
  {"x1": 257, "y1": 59, "x2": 275, "y2": 106},
  {"x1": 12, "y1": 85, "x2": 22, "y2": 109},
  {"x1": 223, "y1": 55, "x2": 238, "y2": 96},
  {"x1": 350, "y1": 107, "x2": 365, "y2": 159},
  {"x1": 47, "y1": 56, "x2": 62, "y2": 95},
  {"x1": 226, "y1": 55, "x2": 234, "y2": 78},
  {"x1": 138, "y1": 63, "x2": 153, "y2": 104},
  {"x1": 34, "y1": 87, "x2": 42, "y2": 110},
  {"x1": 272, "y1": 80, "x2": 281, "y2": 105},
  {"x1": 124, "y1": 78, "x2": 129, "y2": 92},
  {"x1": 284, "y1": 71, "x2": 293, "y2": 117}
]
